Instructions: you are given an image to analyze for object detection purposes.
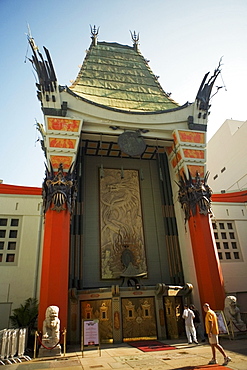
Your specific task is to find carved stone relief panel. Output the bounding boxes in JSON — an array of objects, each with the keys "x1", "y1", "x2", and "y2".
[{"x1": 100, "y1": 169, "x2": 147, "y2": 279}]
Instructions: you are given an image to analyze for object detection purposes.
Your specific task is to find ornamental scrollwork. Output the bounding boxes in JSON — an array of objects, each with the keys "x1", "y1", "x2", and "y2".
[{"x1": 42, "y1": 163, "x2": 77, "y2": 214}]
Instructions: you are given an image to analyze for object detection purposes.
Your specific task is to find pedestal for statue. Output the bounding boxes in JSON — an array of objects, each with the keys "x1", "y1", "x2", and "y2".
[
  {"x1": 38, "y1": 341, "x2": 61, "y2": 357},
  {"x1": 38, "y1": 306, "x2": 61, "y2": 357}
]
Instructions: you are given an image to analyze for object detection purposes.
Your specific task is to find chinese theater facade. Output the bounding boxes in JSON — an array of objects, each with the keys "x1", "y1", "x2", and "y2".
[{"x1": 29, "y1": 28, "x2": 225, "y2": 344}]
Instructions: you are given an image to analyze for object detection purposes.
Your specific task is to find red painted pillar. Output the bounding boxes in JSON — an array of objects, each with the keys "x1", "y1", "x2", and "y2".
[
  {"x1": 188, "y1": 209, "x2": 225, "y2": 310},
  {"x1": 38, "y1": 207, "x2": 70, "y2": 330}
]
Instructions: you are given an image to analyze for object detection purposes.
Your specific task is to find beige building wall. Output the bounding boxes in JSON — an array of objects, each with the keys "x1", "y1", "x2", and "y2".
[
  {"x1": 210, "y1": 202, "x2": 247, "y2": 291},
  {"x1": 207, "y1": 120, "x2": 247, "y2": 311},
  {"x1": 0, "y1": 190, "x2": 43, "y2": 328},
  {"x1": 207, "y1": 119, "x2": 247, "y2": 192}
]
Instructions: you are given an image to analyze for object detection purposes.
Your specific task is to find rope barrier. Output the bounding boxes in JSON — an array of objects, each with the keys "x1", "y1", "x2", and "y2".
[
  {"x1": 231, "y1": 320, "x2": 247, "y2": 333},
  {"x1": 37, "y1": 335, "x2": 61, "y2": 350}
]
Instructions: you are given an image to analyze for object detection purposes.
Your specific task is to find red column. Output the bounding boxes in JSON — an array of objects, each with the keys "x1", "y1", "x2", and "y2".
[
  {"x1": 188, "y1": 210, "x2": 225, "y2": 310},
  {"x1": 38, "y1": 207, "x2": 70, "y2": 330}
]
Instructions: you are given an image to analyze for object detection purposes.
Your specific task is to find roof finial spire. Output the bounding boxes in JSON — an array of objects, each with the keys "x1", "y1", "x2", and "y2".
[
  {"x1": 90, "y1": 25, "x2": 99, "y2": 46},
  {"x1": 26, "y1": 23, "x2": 39, "y2": 52},
  {"x1": 130, "y1": 30, "x2": 139, "y2": 51}
]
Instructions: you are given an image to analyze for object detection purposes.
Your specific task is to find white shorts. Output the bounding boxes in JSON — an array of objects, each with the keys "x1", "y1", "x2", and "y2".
[{"x1": 208, "y1": 334, "x2": 219, "y2": 345}]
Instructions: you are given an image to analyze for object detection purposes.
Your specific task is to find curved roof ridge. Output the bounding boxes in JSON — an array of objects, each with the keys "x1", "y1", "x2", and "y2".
[{"x1": 97, "y1": 41, "x2": 134, "y2": 49}]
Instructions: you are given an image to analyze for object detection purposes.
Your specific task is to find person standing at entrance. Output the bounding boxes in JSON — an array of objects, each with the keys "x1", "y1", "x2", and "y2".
[
  {"x1": 189, "y1": 304, "x2": 206, "y2": 342},
  {"x1": 203, "y1": 303, "x2": 231, "y2": 365},
  {"x1": 182, "y1": 304, "x2": 198, "y2": 344}
]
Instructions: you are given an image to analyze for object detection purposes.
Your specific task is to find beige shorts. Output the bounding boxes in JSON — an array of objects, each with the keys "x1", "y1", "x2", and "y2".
[{"x1": 208, "y1": 334, "x2": 219, "y2": 345}]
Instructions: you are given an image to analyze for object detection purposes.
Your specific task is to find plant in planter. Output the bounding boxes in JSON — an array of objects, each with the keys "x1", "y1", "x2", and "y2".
[{"x1": 9, "y1": 297, "x2": 38, "y2": 350}]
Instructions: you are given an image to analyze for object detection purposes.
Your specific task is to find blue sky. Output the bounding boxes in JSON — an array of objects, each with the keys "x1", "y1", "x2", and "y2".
[{"x1": 1, "y1": 0, "x2": 247, "y2": 187}]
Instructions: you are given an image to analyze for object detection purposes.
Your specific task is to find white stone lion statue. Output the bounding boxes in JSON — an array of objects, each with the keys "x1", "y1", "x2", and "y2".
[
  {"x1": 224, "y1": 296, "x2": 246, "y2": 332},
  {"x1": 42, "y1": 305, "x2": 60, "y2": 345},
  {"x1": 39, "y1": 305, "x2": 61, "y2": 357}
]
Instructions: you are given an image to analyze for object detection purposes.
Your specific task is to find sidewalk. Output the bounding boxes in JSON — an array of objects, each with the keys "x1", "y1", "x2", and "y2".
[{"x1": 3, "y1": 336, "x2": 247, "y2": 369}]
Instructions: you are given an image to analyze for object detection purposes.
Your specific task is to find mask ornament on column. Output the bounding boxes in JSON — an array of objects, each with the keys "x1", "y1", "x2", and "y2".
[
  {"x1": 176, "y1": 171, "x2": 212, "y2": 223},
  {"x1": 42, "y1": 163, "x2": 77, "y2": 214}
]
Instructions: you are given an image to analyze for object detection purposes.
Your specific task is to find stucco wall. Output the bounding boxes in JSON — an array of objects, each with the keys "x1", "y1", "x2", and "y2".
[
  {"x1": 211, "y1": 202, "x2": 247, "y2": 294},
  {"x1": 0, "y1": 193, "x2": 43, "y2": 313},
  {"x1": 207, "y1": 119, "x2": 247, "y2": 192}
]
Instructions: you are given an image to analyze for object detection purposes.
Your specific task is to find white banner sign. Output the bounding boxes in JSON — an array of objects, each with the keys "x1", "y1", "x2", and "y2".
[{"x1": 83, "y1": 320, "x2": 99, "y2": 346}]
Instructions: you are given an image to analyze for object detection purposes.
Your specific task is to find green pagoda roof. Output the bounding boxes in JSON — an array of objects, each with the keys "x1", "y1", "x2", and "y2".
[{"x1": 69, "y1": 41, "x2": 179, "y2": 112}]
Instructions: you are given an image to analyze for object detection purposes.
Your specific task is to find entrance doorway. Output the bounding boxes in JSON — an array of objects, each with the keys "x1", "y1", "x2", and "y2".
[
  {"x1": 122, "y1": 297, "x2": 157, "y2": 341},
  {"x1": 164, "y1": 296, "x2": 184, "y2": 339},
  {"x1": 81, "y1": 299, "x2": 113, "y2": 343}
]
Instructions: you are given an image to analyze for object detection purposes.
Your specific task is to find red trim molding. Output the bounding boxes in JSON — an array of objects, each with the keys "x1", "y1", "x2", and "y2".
[
  {"x1": 0, "y1": 184, "x2": 42, "y2": 196},
  {"x1": 212, "y1": 190, "x2": 247, "y2": 203}
]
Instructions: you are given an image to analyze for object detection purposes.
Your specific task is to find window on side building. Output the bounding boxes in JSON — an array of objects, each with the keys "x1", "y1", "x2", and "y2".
[
  {"x1": 211, "y1": 220, "x2": 243, "y2": 262},
  {"x1": 0, "y1": 217, "x2": 21, "y2": 265}
]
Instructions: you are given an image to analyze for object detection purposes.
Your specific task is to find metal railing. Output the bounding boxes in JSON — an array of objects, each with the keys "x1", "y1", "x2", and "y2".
[{"x1": 0, "y1": 328, "x2": 31, "y2": 365}]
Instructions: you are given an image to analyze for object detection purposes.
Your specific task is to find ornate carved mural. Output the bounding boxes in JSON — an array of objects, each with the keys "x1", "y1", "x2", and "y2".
[{"x1": 100, "y1": 169, "x2": 147, "y2": 279}]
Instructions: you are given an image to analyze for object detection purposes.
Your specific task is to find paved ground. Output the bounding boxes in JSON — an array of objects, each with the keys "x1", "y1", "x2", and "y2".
[{"x1": 2, "y1": 336, "x2": 247, "y2": 369}]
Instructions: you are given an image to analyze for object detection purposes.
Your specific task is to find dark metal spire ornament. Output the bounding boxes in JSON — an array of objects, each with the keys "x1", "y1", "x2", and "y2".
[
  {"x1": 130, "y1": 30, "x2": 140, "y2": 51},
  {"x1": 196, "y1": 58, "x2": 223, "y2": 112},
  {"x1": 176, "y1": 171, "x2": 212, "y2": 223},
  {"x1": 90, "y1": 25, "x2": 99, "y2": 46},
  {"x1": 27, "y1": 34, "x2": 57, "y2": 95},
  {"x1": 42, "y1": 163, "x2": 77, "y2": 214}
]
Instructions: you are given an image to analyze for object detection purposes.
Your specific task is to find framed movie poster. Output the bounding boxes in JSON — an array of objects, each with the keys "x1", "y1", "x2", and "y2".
[
  {"x1": 81, "y1": 319, "x2": 101, "y2": 355},
  {"x1": 215, "y1": 311, "x2": 229, "y2": 336}
]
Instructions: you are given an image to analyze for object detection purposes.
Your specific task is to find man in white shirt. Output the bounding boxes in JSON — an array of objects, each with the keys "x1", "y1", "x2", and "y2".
[{"x1": 182, "y1": 304, "x2": 198, "y2": 344}]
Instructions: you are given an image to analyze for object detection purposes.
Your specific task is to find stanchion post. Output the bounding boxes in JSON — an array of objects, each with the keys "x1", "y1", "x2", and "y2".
[
  {"x1": 230, "y1": 318, "x2": 234, "y2": 339},
  {"x1": 63, "y1": 329, "x2": 66, "y2": 356},
  {"x1": 33, "y1": 331, "x2": 38, "y2": 358}
]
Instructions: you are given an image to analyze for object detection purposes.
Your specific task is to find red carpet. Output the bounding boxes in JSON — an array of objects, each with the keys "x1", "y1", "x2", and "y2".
[
  {"x1": 128, "y1": 340, "x2": 176, "y2": 352},
  {"x1": 175, "y1": 366, "x2": 231, "y2": 370}
]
